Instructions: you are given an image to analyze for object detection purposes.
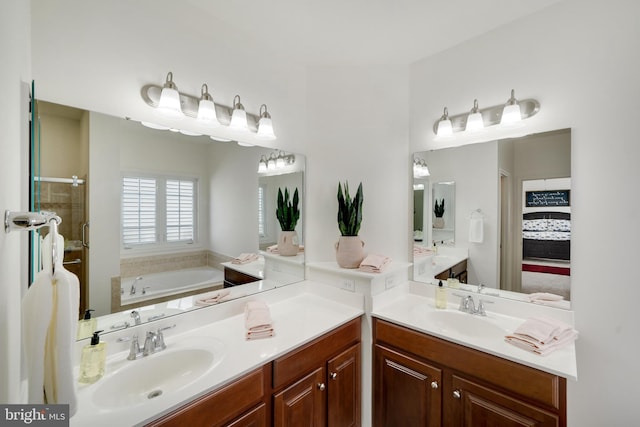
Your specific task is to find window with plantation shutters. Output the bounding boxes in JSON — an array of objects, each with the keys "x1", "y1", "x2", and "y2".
[
  {"x1": 166, "y1": 179, "x2": 194, "y2": 243},
  {"x1": 122, "y1": 175, "x2": 197, "y2": 249},
  {"x1": 122, "y1": 177, "x2": 157, "y2": 246}
]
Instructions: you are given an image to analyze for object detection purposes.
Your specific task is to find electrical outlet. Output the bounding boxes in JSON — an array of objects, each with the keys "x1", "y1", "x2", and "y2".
[
  {"x1": 385, "y1": 275, "x2": 396, "y2": 290},
  {"x1": 340, "y1": 279, "x2": 355, "y2": 292}
]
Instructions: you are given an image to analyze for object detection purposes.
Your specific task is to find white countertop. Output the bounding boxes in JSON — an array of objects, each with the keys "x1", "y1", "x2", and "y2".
[
  {"x1": 71, "y1": 282, "x2": 364, "y2": 427},
  {"x1": 221, "y1": 258, "x2": 265, "y2": 279},
  {"x1": 372, "y1": 281, "x2": 578, "y2": 381}
]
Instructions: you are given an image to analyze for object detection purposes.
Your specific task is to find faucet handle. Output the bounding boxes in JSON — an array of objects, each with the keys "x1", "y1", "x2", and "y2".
[
  {"x1": 477, "y1": 299, "x2": 494, "y2": 316},
  {"x1": 452, "y1": 293, "x2": 468, "y2": 311},
  {"x1": 127, "y1": 334, "x2": 142, "y2": 360}
]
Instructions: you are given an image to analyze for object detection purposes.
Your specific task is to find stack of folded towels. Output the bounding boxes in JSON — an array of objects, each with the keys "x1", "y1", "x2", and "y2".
[
  {"x1": 359, "y1": 254, "x2": 391, "y2": 273},
  {"x1": 244, "y1": 300, "x2": 275, "y2": 340},
  {"x1": 505, "y1": 316, "x2": 578, "y2": 356},
  {"x1": 195, "y1": 289, "x2": 233, "y2": 306},
  {"x1": 232, "y1": 253, "x2": 259, "y2": 264},
  {"x1": 527, "y1": 292, "x2": 567, "y2": 308},
  {"x1": 266, "y1": 244, "x2": 305, "y2": 254},
  {"x1": 413, "y1": 245, "x2": 435, "y2": 257}
]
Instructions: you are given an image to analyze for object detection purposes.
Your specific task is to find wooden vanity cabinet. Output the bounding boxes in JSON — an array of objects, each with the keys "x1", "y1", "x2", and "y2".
[
  {"x1": 373, "y1": 318, "x2": 566, "y2": 427},
  {"x1": 146, "y1": 365, "x2": 270, "y2": 427},
  {"x1": 434, "y1": 259, "x2": 467, "y2": 284},
  {"x1": 147, "y1": 317, "x2": 361, "y2": 427},
  {"x1": 223, "y1": 267, "x2": 261, "y2": 288},
  {"x1": 272, "y1": 318, "x2": 361, "y2": 427}
]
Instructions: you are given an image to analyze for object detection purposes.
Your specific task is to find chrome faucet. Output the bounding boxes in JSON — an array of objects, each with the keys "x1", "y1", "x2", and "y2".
[
  {"x1": 130, "y1": 310, "x2": 141, "y2": 325},
  {"x1": 130, "y1": 276, "x2": 143, "y2": 295},
  {"x1": 455, "y1": 294, "x2": 493, "y2": 316},
  {"x1": 127, "y1": 334, "x2": 143, "y2": 360},
  {"x1": 143, "y1": 331, "x2": 159, "y2": 356}
]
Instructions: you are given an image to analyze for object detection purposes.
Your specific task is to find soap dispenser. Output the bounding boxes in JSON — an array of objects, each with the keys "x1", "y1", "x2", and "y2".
[
  {"x1": 77, "y1": 309, "x2": 96, "y2": 340},
  {"x1": 435, "y1": 280, "x2": 447, "y2": 309},
  {"x1": 79, "y1": 330, "x2": 106, "y2": 384}
]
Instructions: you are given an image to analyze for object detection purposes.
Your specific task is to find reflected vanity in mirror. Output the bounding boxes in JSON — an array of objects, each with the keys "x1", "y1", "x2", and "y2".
[
  {"x1": 31, "y1": 100, "x2": 305, "y2": 339},
  {"x1": 412, "y1": 128, "x2": 571, "y2": 308}
]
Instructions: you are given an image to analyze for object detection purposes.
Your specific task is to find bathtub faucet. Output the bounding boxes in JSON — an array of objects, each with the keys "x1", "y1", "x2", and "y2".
[{"x1": 130, "y1": 276, "x2": 143, "y2": 295}]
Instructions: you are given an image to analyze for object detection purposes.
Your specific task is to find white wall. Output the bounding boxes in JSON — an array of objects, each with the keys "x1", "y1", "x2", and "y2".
[
  {"x1": 305, "y1": 66, "x2": 410, "y2": 264},
  {"x1": 410, "y1": 1, "x2": 640, "y2": 424},
  {"x1": 0, "y1": 0, "x2": 30, "y2": 403},
  {"x1": 30, "y1": 0, "x2": 308, "y2": 154}
]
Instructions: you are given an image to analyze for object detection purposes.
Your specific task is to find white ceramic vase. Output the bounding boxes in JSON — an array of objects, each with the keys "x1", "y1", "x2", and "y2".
[
  {"x1": 277, "y1": 230, "x2": 299, "y2": 256},
  {"x1": 335, "y1": 236, "x2": 365, "y2": 269}
]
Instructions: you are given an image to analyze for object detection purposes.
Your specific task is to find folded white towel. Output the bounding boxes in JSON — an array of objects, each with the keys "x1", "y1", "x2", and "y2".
[
  {"x1": 469, "y1": 217, "x2": 484, "y2": 243},
  {"x1": 528, "y1": 292, "x2": 564, "y2": 302},
  {"x1": 413, "y1": 245, "x2": 435, "y2": 257},
  {"x1": 232, "y1": 253, "x2": 259, "y2": 264},
  {"x1": 244, "y1": 300, "x2": 274, "y2": 340},
  {"x1": 359, "y1": 254, "x2": 391, "y2": 273},
  {"x1": 505, "y1": 316, "x2": 578, "y2": 356},
  {"x1": 195, "y1": 289, "x2": 232, "y2": 306}
]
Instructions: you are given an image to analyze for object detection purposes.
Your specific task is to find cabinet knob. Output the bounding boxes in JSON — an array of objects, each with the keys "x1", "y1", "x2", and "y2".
[
  {"x1": 430, "y1": 381, "x2": 438, "y2": 389},
  {"x1": 330, "y1": 372, "x2": 338, "y2": 380},
  {"x1": 453, "y1": 390, "x2": 461, "y2": 399},
  {"x1": 317, "y1": 383, "x2": 326, "y2": 391}
]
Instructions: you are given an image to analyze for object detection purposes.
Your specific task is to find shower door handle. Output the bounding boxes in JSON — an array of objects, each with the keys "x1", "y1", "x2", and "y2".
[{"x1": 82, "y1": 222, "x2": 90, "y2": 249}]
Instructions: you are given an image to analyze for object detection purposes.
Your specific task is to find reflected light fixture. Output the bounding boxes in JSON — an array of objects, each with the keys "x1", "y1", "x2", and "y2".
[
  {"x1": 157, "y1": 72, "x2": 183, "y2": 117},
  {"x1": 258, "y1": 155, "x2": 268, "y2": 173},
  {"x1": 465, "y1": 99, "x2": 484, "y2": 132},
  {"x1": 267, "y1": 153, "x2": 277, "y2": 170},
  {"x1": 413, "y1": 158, "x2": 430, "y2": 177},
  {"x1": 197, "y1": 83, "x2": 219, "y2": 125},
  {"x1": 256, "y1": 104, "x2": 277, "y2": 140},
  {"x1": 500, "y1": 89, "x2": 523, "y2": 127},
  {"x1": 436, "y1": 107, "x2": 453, "y2": 137},
  {"x1": 229, "y1": 95, "x2": 249, "y2": 132}
]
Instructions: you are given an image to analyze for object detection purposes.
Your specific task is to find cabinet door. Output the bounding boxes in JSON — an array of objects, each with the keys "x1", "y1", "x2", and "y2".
[
  {"x1": 273, "y1": 367, "x2": 326, "y2": 427},
  {"x1": 374, "y1": 345, "x2": 442, "y2": 427},
  {"x1": 327, "y1": 344, "x2": 360, "y2": 427},
  {"x1": 449, "y1": 375, "x2": 560, "y2": 427},
  {"x1": 226, "y1": 403, "x2": 267, "y2": 427}
]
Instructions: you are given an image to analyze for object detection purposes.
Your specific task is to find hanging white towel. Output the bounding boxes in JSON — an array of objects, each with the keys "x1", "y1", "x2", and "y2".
[
  {"x1": 23, "y1": 233, "x2": 79, "y2": 416},
  {"x1": 469, "y1": 217, "x2": 484, "y2": 243}
]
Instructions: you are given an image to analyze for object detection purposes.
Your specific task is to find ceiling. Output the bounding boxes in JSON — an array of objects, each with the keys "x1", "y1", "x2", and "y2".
[{"x1": 184, "y1": 0, "x2": 563, "y2": 66}]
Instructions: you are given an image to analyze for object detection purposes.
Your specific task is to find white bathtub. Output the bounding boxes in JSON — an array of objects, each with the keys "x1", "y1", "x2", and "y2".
[{"x1": 121, "y1": 266, "x2": 224, "y2": 305}]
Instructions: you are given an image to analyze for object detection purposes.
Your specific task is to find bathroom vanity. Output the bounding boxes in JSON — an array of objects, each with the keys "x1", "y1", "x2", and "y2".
[
  {"x1": 371, "y1": 282, "x2": 577, "y2": 427},
  {"x1": 373, "y1": 319, "x2": 565, "y2": 426},
  {"x1": 147, "y1": 318, "x2": 361, "y2": 427}
]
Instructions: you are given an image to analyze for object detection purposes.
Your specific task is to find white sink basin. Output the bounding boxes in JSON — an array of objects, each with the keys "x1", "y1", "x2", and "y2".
[
  {"x1": 92, "y1": 340, "x2": 223, "y2": 409},
  {"x1": 422, "y1": 309, "x2": 508, "y2": 339}
]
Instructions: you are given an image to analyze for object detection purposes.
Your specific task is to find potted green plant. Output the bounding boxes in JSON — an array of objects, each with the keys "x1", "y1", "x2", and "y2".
[
  {"x1": 276, "y1": 187, "x2": 300, "y2": 256},
  {"x1": 433, "y1": 198, "x2": 445, "y2": 229},
  {"x1": 335, "y1": 181, "x2": 365, "y2": 268}
]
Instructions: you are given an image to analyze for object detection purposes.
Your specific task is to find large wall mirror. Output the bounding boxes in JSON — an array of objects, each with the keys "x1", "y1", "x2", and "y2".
[
  {"x1": 31, "y1": 100, "x2": 305, "y2": 338},
  {"x1": 412, "y1": 128, "x2": 571, "y2": 307}
]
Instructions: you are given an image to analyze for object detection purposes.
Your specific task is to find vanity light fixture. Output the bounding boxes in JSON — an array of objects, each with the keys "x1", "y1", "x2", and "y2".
[
  {"x1": 256, "y1": 104, "x2": 277, "y2": 140},
  {"x1": 259, "y1": 150, "x2": 295, "y2": 173},
  {"x1": 432, "y1": 90, "x2": 540, "y2": 136},
  {"x1": 258, "y1": 155, "x2": 268, "y2": 173},
  {"x1": 156, "y1": 72, "x2": 183, "y2": 117},
  {"x1": 229, "y1": 95, "x2": 249, "y2": 132},
  {"x1": 413, "y1": 158, "x2": 430, "y2": 177},
  {"x1": 500, "y1": 89, "x2": 523, "y2": 127},
  {"x1": 141, "y1": 73, "x2": 277, "y2": 140},
  {"x1": 210, "y1": 136, "x2": 233, "y2": 142},
  {"x1": 196, "y1": 84, "x2": 219, "y2": 125},
  {"x1": 436, "y1": 107, "x2": 453, "y2": 137},
  {"x1": 465, "y1": 99, "x2": 484, "y2": 132}
]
